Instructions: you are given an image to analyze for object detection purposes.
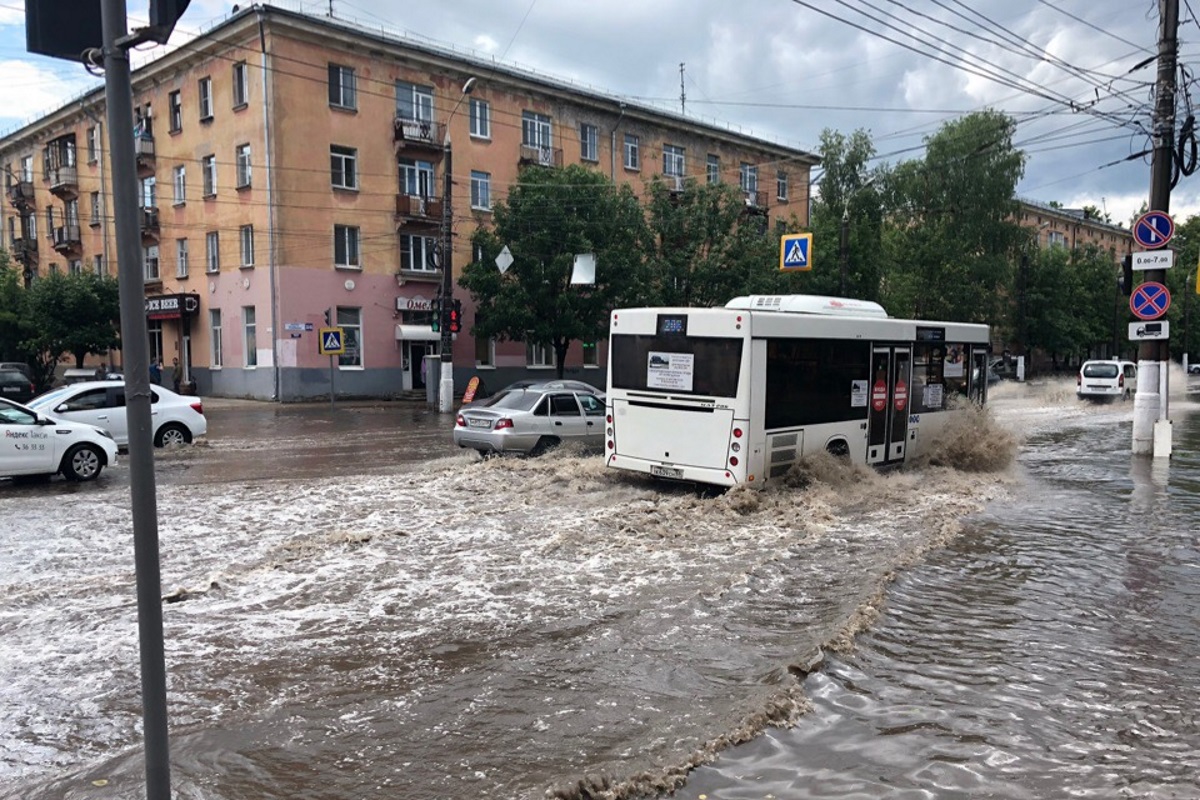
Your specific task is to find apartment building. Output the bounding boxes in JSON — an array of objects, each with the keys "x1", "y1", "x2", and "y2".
[
  {"x1": 1018, "y1": 198, "x2": 1134, "y2": 259},
  {"x1": 1, "y1": 5, "x2": 817, "y2": 401}
]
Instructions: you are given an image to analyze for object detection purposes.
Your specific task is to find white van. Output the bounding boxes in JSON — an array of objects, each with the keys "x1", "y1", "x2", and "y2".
[{"x1": 1077, "y1": 359, "x2": 1137, "y2": 401}]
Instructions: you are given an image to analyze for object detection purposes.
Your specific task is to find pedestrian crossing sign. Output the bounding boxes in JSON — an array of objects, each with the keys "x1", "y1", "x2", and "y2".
[
  {"x1": 319, "y1": 327, "x2": 345, "y2": 355},
  {"x1": 780, "y1": 233, "x2": 813, "y2": 271}
]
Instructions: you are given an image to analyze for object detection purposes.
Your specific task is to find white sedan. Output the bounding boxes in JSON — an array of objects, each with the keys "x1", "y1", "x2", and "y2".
[
  {"x1": 0, "y1": 397, "x2": 119, "y2": 482},
  {"x1": 27, "y1": 380, "x2": 207, "y2": 448}
]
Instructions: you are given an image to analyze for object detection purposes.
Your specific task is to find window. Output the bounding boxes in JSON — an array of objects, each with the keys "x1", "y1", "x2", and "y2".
[
  {"x1": 328, "y1": 64, "x2": 356, "y2": 109},
  {"x1": 395, "y1": 80, "x2": 433, "y2": 121},
  {"x1": 86, "y1": 126, "x2": 98, "y2": 162},
  {"x1": 140, "y1": 176, "x2": 156, "y2": 209},
  {"x1": 148, "y1": 320, "x2": 162, "y2": 364},
  {"x1": 243, "y1": 306, "x2": 257, "y2": 367},
  {"x1": 1047, "y1": 230, "x2": 1066, "y2": 248},
  {"x1": 239, "y1": 225, "x2": 254, "y2": 267},
  {"x1": 89, "y1": 192, "x2": 101, "y2": 226},
  {"x1": 334, "y1": 224, "x2": 360, "y2": 268},
  {"x1": 777, "y1": 170, "x2": 788, "y2": 201},
  {"x1": 205, "y1": 231, "x2": 220, "y2": 273},
  {"x1": 740, "y1": 163, "x2": 758, "y2": 195},
  {"x1": 235, "y1": 144, "x2": 251, "y2": 188},
  {"x1": 198, "y1": 77, "x2": 213, "y2": 120},
  {"x1": 469, "y1": 98, "x2": 490, "y2": 138},
  {"x1": 69, "y1": 259, "x2": 82, "y2": 275},
  {"x1": 663, "y1": 144, "x2": 685, "y2": 177},
  {"x1": 526, "y1": 341, "x2": 554, "y2": 368},
  {"x1": 400, "y1": 234, "x2": 437, "y2": 272},
  {"x1": 707, "y1": 154, "x2": 720, "y2": 185},
  {"x1": 168, "y1": 90, "x2": 182, "y2": 132},
  {"x1": 582, "y1": 340, "x2": 599, "y2": 367},
  {"x1": 623, "y1": 133, "x2": 640, "y2": 170},
  {"x1": 45, "y1": 206, "x2": 54, "y2": 232},
  {"x1": 64, "y1": 199, "x2": 79, "y2": 228},
  {"x1": 210, "y1": 309, "x2": 222, "y2": 368},
  {"x1": 20, "y1": 155, "x2": 33, "y2": 182},
  {"x1": 133, "y1": 106, "x2": 152, "y2": 139},
  {"x1": 330, "y1": 145, "x2": 357, "y2": 190},
  {"x1": 201, "y1": 154, "x2": 216, "y2": 196},
  {"x1": 580, "y1": 123, "x2": 598, "y2": 162},
  {"x1": 93, "y1": 254, "x2": 105, "y2": 276},
  {"x1": 173, "y1": 165, "x2": 186, "y2": 205},
  {"x1": 470, "y1": 171, "x2": 491, "y2": 210},
  {"x1": 232, "y1": 61, "x2": 248, "y2": 107},
  {"x1": 521, "y1": 111, "x2": 553, "y2": 148},
  {"x1": 336, "y1": 306, "x2": 362, "y2": 368},
  {"x1": 475, "y1": 324, "x2": 495, "y2": 367},
  {"x1": 398, "y1": 158, "x2": 434, "y2": 197},
  {"x1": 143, "y1": 244, "x2": 160, "y2": 282},
  {"x1": 763, "y1": 339, "x2": 871, "y2": 427},
  {"x1": 176, "y1": 238, "x2": 189, "y2": 278}
]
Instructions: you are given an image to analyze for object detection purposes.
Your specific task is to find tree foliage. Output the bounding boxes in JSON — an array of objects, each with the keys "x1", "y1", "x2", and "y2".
[
  {"x1": 23, "y1": 270, "x2": 121, "y2": 372},
  {"x1": 460, "y1": 164, "x2": 650, "y2": 377}
]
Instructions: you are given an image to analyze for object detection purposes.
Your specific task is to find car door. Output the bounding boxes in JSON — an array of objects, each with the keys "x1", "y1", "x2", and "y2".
[
  {"x1": 576, "y1": 393, "x2": 605, "y2": 446},
  {"x1": 0, "y1": 402, "x2": 57, "y2": 475},
  {"x1": 547, "y1": 393, "x2": 587, "y2": 441},
  {"x1": 53, "y1": 387, "x2": 126, "y2": 444}
]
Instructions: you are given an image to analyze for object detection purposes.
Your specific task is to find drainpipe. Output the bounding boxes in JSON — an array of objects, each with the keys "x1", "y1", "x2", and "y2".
[
  {"x1": 610, "y1": 102, "x2": 626, "y2": 181},
  {"x1": 80, "y1": 105, "x2": 113, "y2": 368},
  {"x1": 258, "y1": 8, "x2": 281, "y2": 401}
]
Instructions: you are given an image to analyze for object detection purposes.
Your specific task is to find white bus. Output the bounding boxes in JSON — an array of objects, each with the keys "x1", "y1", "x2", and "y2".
[{"x1": 604, "y1": 294, "x2": 991, "y2": 488}]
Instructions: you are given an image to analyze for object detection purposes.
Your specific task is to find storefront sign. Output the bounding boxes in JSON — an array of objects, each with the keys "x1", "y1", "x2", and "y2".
[{"x1": 145, "y1": 293, "x2": 199, "y2": 320}]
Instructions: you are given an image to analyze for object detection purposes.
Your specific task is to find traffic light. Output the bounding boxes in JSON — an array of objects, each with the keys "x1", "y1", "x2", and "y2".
[
  {"x1": 449, "y1": 300, "x2": 462, "y2": 334},
  {"x1": 1120, "y1": 254, "x2": 1133, "y2": 296},
  {"x1": 323, "y1": 309, "x2": 331, "y2": 326},
  {"x1": 431, "y1": 297, "x2": 441, "y2": 332}
]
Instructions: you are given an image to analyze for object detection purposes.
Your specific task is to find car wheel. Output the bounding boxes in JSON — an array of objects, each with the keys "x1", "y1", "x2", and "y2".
[
  {"x1": 155, "y1": 423, "x2": 192, "y2": 447},
  {"x1": 529, "y1": 436, "x2": 559, "y2": 457},
  {"x1": 61, "y1": 444, "x2": 104, "y2": 482}
]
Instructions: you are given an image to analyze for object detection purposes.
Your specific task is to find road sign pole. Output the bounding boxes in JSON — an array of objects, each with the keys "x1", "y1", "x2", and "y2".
[{"x1": 329, "y1": 355, "x2": 336, "y2": 410}]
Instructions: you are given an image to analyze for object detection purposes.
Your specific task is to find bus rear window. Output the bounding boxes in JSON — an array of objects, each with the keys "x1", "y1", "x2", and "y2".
[{"x1": 610, "y1": 334, "x2": 743, "y2": 397}]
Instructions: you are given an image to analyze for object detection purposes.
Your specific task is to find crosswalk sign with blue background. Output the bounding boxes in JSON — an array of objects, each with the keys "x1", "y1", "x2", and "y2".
[
  {"x1": 780, "y1": 233, "x2": 813, "y2": 271},
  {"x1": 319, "y1": 327, "x2": 345, "y2": 355}
]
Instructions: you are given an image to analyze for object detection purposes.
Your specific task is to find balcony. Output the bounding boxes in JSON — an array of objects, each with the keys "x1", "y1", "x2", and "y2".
[
  {"x1": 742, "y1": 189, "x2": 768, "y2": 214},
  {"x1": 395, "y1": 193, "x2": 444, "y2": 229},
  {"x1": 519, "y1": 144, "x2": 563, "y2": 168},
  {"x1": 10, "y1": 236, "x2": 37, "y2": 263},
  {"x1": 135, "y1": 136, "x2": 155, "y2": 177},
  {"x1": 140, "y1": 207, "x2": 160, "y2": 239},
  {"x1": 393, "y1": 117, "x2": 444, "y2": 152},
  {"x1": 52, "y1": 224, "x2": 81, "y2": 254},
  {"x1": 48, "y1": 165, "x2": 78, "y2": 200},
  {"x1": 6, "y1": 180, "x2": 35, "y2": 212}
]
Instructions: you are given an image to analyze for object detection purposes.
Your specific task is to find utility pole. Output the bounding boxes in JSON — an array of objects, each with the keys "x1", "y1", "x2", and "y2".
[
  {"x1": 438, "y1": 77, "x2": 476, "y2": 413},
  {"x1": 1133, "y1": 0, "x2": 1179, "y2": 457},
  {"x1": 838, "y1": 209, "x2": 850, "y2": 295}
]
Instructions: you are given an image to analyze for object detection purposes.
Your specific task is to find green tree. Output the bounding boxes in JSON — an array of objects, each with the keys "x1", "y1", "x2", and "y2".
[
  {"x1": 1163, "y1": 213, "x2": 1200, "y2": 362},
  {"x1": 643, "y1": 178, "x2": 795, "y2": 307},
  {"x1": 0, "y1": 253, "x2": 24, "y2": 361},
  {"x1": 460, "y1": 164, "x2": 650, "y2": 377},
  {"x1": 23, "y1": 270, "x2": 121, "y2": 377},
  {"x1": 883, "y1": 110, "x2": 1027, "y2": 323},
  {"x1": 806, "y1": 128, "x2": 886, "y2": 300},
  {"x1": 1022, "y1": 243, "x2": 1117, "y2": 368}
]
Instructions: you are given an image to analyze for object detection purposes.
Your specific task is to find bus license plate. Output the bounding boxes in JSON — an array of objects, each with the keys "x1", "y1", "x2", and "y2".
[{"x1": 651, "y1": 465, "x2": 683, "y2": 479}]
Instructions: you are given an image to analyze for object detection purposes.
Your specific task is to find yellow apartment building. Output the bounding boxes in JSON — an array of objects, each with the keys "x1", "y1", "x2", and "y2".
[
  {"x1": 1018, "y1": 198, "x2": 1134, "y2": 259},
  {"x1": 1, "y1": 5, "x2": 817, "y2": 401}
]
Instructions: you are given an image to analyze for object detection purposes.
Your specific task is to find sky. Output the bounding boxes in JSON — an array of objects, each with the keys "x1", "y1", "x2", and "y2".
[{"x1": 0, "y1": 0, "x2": 1196, "y2": 228}]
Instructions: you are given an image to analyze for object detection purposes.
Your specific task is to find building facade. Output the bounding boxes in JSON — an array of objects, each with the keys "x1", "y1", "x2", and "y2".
[
  {"x1": 1017, "y1": 198, "x2": 1134, "y2": 259},
  {"x1": 1, "y1": 6, "x2": 817, "y2": 401}
]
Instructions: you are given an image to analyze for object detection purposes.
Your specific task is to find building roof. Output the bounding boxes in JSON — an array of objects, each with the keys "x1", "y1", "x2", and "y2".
[{"x1": 1017, "y1": 197, "x2": 1131, "y2": 235}]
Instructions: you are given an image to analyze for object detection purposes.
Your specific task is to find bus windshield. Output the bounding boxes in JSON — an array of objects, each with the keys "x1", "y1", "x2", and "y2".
[{"x1": 609, "y1": 334, "x2": 743, "y2": 397}]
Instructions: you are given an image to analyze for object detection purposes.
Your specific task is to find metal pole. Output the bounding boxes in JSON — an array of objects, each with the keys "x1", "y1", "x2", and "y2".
[
  {"x1": 99, "y1": 0, "x2": 171, "y2": 796},
  {"x1": 838, "y1": 208, "x2": 849, "y2": 296},
  {"x1": 438, "y1": 139, "x2": 455, "y2": 413},
  {"x1": 1134, "y1": 0, "x2": 1179, "y2": 456}
]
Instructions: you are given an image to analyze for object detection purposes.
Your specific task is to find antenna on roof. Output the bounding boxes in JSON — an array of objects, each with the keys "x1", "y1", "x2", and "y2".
[{"x1": 679, "y1": 62, "x2": 686, "y2": 115}]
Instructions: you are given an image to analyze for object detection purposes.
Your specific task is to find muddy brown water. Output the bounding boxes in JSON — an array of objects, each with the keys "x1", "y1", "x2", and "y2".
[{"x1": 1, "y1": 382, "x2": 1198, "y2": 799}]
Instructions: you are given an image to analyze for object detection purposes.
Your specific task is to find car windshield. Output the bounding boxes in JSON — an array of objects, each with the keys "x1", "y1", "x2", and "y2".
[
  {"x1": 27, "y1": 387, "x2": 72, "y2": 409},
  {"x1": 1082, "y1": 363, "x2": 1119, "y2": 378},
  {"x1": 0, "y1": 371, "x2": 26, "y2": 385},
  {"x1": 482, "y1": 390, "x2": 541, "y2": 411}
]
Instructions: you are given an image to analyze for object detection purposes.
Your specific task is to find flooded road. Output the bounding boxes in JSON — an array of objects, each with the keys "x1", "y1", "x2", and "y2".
[{"x1": 1, "y1": 383, "x2": 1198, "y2": 799}]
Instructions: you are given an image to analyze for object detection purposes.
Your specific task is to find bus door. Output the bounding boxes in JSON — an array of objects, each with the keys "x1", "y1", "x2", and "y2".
[{"x1": 867, "y1": 346, "x2": 912, "y2": 465}]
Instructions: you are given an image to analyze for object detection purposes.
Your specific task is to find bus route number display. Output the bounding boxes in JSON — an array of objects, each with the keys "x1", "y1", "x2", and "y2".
[{"x1": 657, "y1": 314, "x2": 688, "y2": 336}]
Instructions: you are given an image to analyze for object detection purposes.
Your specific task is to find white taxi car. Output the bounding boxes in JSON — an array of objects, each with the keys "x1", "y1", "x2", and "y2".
[
  {"x1": 0, "y1": 397, "x2": 119, "y2": 482},
  {"x1": 27, "y1": 380, "x2": 207, "y2": 448}
]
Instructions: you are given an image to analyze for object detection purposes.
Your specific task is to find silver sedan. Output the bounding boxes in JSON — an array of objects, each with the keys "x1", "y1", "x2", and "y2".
[{"x1": 453, "y1": 386, "x2": 606, "y2": 455}]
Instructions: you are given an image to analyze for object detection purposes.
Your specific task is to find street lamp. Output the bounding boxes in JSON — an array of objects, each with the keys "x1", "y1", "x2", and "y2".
[{"x1": 438, "y1": 76, "x2": 476, "y2": 414}]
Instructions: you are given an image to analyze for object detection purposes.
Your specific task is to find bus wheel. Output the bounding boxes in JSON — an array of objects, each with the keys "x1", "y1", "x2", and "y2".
[{"x1": 826, "y1": 440, "x2": 850, "y2": 458}]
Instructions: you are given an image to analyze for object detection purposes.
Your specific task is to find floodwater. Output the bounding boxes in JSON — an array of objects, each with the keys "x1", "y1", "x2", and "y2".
[{"x1": 1, "y1": 381, "x2": 1197, "y2": 799}]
